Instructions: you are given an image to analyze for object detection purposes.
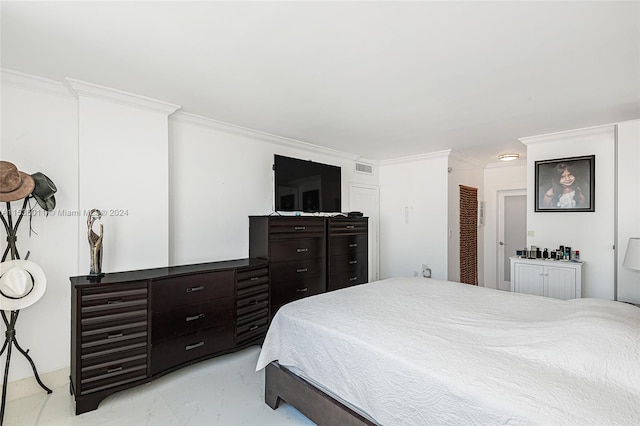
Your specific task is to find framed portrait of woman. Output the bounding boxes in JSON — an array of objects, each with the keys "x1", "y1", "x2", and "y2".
[{"x1": 534, "y1": 155, "x2": 595, "y2": 212}]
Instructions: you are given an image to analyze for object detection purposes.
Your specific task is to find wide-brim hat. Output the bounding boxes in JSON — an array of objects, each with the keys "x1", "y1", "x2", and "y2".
[
  {"x1": 0, "y1": 161, "x2": 35, "y2": 202},
  {"x1": 31, "y1": 172, "x2": 57, "y2": 212},
  {"x1": 0, "y1": 260, "x2": 46, "y2": 311}
]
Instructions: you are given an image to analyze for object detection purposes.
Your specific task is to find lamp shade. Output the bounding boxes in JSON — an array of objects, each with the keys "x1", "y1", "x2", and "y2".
[{"x1": 623, "y1": 237, "x2": 640, "y2": 271}]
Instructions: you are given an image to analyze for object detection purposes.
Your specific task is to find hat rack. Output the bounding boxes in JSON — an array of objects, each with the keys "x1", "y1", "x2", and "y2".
[{"x1": 0, "y1": 161, "x2": 55, "y2": 423}]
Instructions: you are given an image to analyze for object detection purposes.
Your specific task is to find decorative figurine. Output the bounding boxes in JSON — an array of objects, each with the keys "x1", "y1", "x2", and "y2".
[{"x1": 87, "y1": 209, "x2": 104, "y2": 276}]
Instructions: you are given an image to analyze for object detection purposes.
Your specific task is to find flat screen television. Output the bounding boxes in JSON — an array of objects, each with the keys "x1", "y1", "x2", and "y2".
[{"x1": 274, "y1": 154, "x2": 341, "y2": 213}]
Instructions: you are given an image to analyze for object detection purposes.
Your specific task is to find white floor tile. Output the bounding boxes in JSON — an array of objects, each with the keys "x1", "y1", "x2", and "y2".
[{"x1": 2, "y1": 346, "x2": 315, "y2": 426}]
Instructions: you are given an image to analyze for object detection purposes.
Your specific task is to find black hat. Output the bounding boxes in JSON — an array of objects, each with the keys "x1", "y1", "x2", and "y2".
[{"x1": 30, "y1": 172, "x2": 57, "y2": 211}]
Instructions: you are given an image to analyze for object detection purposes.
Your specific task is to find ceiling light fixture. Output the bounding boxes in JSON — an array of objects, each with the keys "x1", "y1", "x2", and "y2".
[{"x1": 498, "y1": 153, "x2": 520, "y2": 161}]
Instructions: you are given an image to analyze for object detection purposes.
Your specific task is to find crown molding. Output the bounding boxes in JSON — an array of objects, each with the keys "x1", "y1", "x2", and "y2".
[
  {"x1": 170, "y1": 111, "x2": 360, "y2": 161},
  {"x1": 485, "y1": 158, "x2": 527, "y2": 169},
  {"x1": 0, "y1": 69, "x2": 74, "y2": 99},
  {"x1": 448, "y1": 149, "x2": 485, "y2": 168},
  {"x1": 519, "y1": 124, "x2": 616, "y2": 145},
  {"x1": 379, "y1": 149, "x2": 452, "y2": 166},
  {"x1": 64, "y1": 77, "x2": 181, "y2": 115}
]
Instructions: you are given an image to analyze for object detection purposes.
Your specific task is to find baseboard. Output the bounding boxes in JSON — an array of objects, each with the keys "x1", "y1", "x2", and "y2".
[{"x1": 6, "y1": 367, "x2": 69, "y2": 402}]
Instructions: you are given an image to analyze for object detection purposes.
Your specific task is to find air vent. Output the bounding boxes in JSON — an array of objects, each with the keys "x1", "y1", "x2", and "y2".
[{"x1": 354, "y1": 162, "x2": 373, "y2": 175}]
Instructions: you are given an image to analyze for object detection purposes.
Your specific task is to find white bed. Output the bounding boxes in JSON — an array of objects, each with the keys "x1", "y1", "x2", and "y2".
[{"x1": 256, "y1": 277, "x2": 640, "y2": 425}]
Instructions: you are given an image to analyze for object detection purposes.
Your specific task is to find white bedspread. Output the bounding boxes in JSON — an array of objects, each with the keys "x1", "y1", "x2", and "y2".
[{"x1": 256, "y1": 277, "x2": 640, "y2": 425}]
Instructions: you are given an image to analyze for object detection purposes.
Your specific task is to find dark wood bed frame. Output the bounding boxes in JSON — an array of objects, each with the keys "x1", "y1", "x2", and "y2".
[{"x1": 265, "y1": 362, "x2": 378, "y2": 426}]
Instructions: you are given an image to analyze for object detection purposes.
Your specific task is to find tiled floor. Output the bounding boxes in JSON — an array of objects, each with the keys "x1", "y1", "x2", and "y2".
[{"x1": 3, "y1": 346, "x2": 315, "y2": 425}]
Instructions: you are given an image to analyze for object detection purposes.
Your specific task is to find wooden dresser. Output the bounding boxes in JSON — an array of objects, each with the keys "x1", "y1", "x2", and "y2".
[
  {"x1": 70, "y1": 258, "x2": 268, "y2": 415},
  {"x1": 249, "y1": 215, "x2": 369, "y2": 316},
  {"x1": 249, "y1": 216, "x2": 326, "y2": 318}
]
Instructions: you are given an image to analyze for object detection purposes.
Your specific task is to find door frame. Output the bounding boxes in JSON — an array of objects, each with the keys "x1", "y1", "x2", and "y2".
[
  {"x1": 497, "y1": 189, "x2": 526, "y2": 291},
  {"x1": 349, "y1": 183, "x2": 380, "y2": 282}
]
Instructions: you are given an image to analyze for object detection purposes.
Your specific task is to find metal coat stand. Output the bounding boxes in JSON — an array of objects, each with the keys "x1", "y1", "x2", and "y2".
[{"x1": 0, "y1": 201, "x2": 51, "y2": 424}]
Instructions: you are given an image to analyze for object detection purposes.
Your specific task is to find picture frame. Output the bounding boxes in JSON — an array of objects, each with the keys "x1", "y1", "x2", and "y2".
[{"x1": 534, "y1": 155, "x2": 595, "y2": 212}]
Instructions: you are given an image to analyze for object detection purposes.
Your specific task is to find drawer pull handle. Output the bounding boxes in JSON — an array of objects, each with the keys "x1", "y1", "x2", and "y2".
[
  {"x1": 185, "y1": 341, "x2": 205, "y2": 351},
  {"x1": 297, "y1": 287, "x2": 308, "y2": 292},
  {"x1": 349, "y1": 277, "x2": 358, "y2": 281},
  {"x1": 346, "y1": 225, "x2": 355, "y2": 229},
  {"x1": 349, "y1": 243, "x2": 358, "y2": 248},
  {"x1": 296, "y1": 248, "x2": 308, "y2": 253},
  {"x1": 107, "y1": 366, "x2": 123, "y2": 374},
  {"x1": 296, "y1": 268, "x2": 308, "y2": 273},
  {"x1": 349, "y1": 260, "x2": 358, "y2": 264},
  {"x1": 294, "y1": 226, "x2": 306, "y2": 231},
  {"x1": 249, "y1": 325, "x2": 259, "y2": 331},
  {"x1": 186, "y1": 286, "x2": 205, "y2": 293},
  {"x1": 186, "y1": 313, "x2": 205, "y2": 322},
  {"x1": 107, "y1": 332, "x2": 124, "y2": 339},
  {"x1": 107, "y1": 299, "x2": 124, "y2": 305},
  {"x1": 250, "y1": 276, "x2": 259, "y2": 281}
]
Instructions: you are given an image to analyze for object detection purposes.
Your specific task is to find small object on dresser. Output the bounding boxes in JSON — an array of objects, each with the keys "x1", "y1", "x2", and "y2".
[
  {"x1": 543, "y1": 248, "x2": 549, "y2": 259},
  {"x1": 87, "y1": 208, "x2": 104, "y2": 276},
  {"x1": 564, "y1": 246, "x2": 571, "y2": 260}
]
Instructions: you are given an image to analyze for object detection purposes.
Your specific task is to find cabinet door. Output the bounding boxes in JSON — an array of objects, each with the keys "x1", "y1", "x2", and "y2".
[
  {"x1": 513, "y1": 263, "x2": 545, "y2": 296},
  {"x1": 544, "y1": 266, "x2": 576, "y2": 300}
]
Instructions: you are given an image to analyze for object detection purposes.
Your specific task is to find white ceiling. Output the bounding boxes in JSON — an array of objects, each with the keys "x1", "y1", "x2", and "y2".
[{"x1": 2, "y1": 1, "x2": 639, "y2": 165}]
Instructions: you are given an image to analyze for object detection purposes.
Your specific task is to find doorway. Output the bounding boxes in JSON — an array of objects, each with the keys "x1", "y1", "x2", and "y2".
[
  {"x1": 349, "y1": 184, "x2": 380, "y2": 282},
  {"x1": 497, "y1": 190, "x2": 526, "y2": 291}
]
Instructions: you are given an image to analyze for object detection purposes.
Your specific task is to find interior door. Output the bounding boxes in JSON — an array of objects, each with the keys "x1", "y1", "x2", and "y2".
[
  {"x1": 349, "y1": 184, "x2": 379, "y2": 282},
  {"x1": 498, "y1": 190, "x2": 526, "y2": 291}
]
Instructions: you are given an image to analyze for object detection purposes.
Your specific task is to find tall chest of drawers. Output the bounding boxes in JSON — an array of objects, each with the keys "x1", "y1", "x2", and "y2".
[
  {"x1": 327, "y1": 217, "x2": 368, "y2": 291},
  {"x1": 249, "y1": 216, "x2": 326, "y2": 318},
  {"x1": 70, "y1": 258, "x2": 268, "y2": 415}
]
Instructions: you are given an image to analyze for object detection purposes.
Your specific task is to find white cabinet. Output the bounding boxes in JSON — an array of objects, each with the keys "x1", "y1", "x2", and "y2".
[{"x1": 510, "y1": 257, "x2": 582, "y2": 300}]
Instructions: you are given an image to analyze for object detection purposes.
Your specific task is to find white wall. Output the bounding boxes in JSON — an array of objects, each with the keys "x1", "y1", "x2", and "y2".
[
  {"x1": 617, "y1": 119, "x2": 640, "y2": 303},
  {"x1": 168, "y1": 112, "x2": 378, "y2": 266},
  {"x1": 447, "y1": 153, "x2": 484, "y2": 283},
  {"x1": 0, "y1": 71, "x2": 78, "y2": 383},
  {"x1": 521, "y1": 125, "x2": 616, "y2": 299},
  {"x1": 378, "y1": 152, "x2": 449, "y2": 279},
  {"x1": 70, "y1": 81, "x2": 179, "y2": 273},
  {"x1": 482, "y1": 161, "x2": 527, "y2": 289}
]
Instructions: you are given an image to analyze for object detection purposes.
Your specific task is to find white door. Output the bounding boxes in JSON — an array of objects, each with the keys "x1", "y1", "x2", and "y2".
[
  {"x1": 498, "y1": 190, "x2": 526, "y2": 291},
  {"x1": 349, "y1": 184, "x2": 379, "y2": 282}
]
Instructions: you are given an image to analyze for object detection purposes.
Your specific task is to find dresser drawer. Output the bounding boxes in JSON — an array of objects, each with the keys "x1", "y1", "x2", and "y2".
[
  {"x1": 79, "y1": 347, "x2": 148, "y2": 395},
  {"x1": 237, "y1": 292, "x2": 269, "y2": 318},
  {"x1": 152, "y1": 297, "x2": 234, "y2": 343},
  {"x1": 328, "y1": 253, "x2": 368, "y2": 291},
  {"x1": 270, "y1": 275, "x2": 325, "y2": 307},
  {"x1": 151, "y1": 325, "x2": 234, "y2": 375},
  {"x1": 328, "y1": 234, "x2": 368, "y2": 256},
  {"x1": 81, "y1": 320, "x2": 148, "y2": 350},
  {"x1": 152, "y1": 271, "x2": 234, "y2": 310},
  {"x1": 80, "y1": 282, "x2": 148, "y2": 321},
  {"x1": 270, "y1": 258, "x2": 325, "y2": 282},
  {"x1": 237, "y1": 267, "x2": 269, "y2": 287},
  {"x1": 268, "y1": 218, "x2": 325, "y2": 239},
  {"x1": 328, "y1": 219, "x2": 368, "y2": 236},
  {"x1": 269, "y1": 237, "x2": 325, "y2": 262},
  {"x1": 236, "y1": 311, "x2": 269, "y2": 347}
]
